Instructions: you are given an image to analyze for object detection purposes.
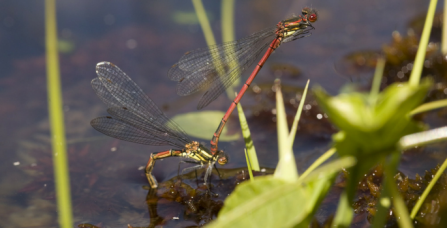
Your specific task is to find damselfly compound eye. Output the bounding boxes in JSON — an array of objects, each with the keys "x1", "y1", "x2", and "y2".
[
  {"x1": 308, "y1": 13, "x2": 318, "y2": 23},
  {"x1": 301, "y1": 7, "x2": 318, "y2": 23}
]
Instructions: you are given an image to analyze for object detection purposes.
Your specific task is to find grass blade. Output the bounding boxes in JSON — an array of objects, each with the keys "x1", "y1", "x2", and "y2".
[
  {"x1": 409, "y1": 0, "x2": 438, "y2": 86},
  {"x1": 237, "y1": 102, "x2": 260, "y2": 171},
  {"x1": 45, "y1": 0, "x2": 73, "y2": 227},
  {"x1": 299, "y1": 147, "x2": 336, "y2": 181},
  {"x1": 288, "y1": 80, "x2": 309, "y2": 145},
  {"x1": 333, "y1": 191, "x2": 354, "y2": 228},
  {"x1": 221, "y1": 0, "x2": 239, "y2": 98},
  {"x1": 443, "y1": 0, "x2": 447, "y2": 54},
  {"x1": 372, "y1": 156, "x2": 395, "y2": 228},
  {"x1": 385, "y1": 152, "x2": 414, "y2": 228},
  {"x1": 409, "y1": 98, "x2": 447, "y2": 116},
  {"x1": 370, "y1": 58, "x2": 385, "y2": 99},
  {"x1": 411, "y1": 158, "x2": 447, "y2": 218},
  {"x1": 399, "y1": 126, "x2": 447, "y2": 149},
  {"x1": 274, "y1": 79, "x2": 298, "y2": 181},
  {"x1": 244, "y1": 149, "x2": 255, "y2": 181},
  {"x1": 192, "y1": 0, "x2": 217, "y2": 48},
  {"x1": 192, "y1": 0, "x2": 226, "y2": 81}
]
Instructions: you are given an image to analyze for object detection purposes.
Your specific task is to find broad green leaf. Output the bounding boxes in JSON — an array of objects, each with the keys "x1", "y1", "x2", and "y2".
[
  {"x1": 171, "y1": 111, "x2": 239, "y2": 142},
  {"x1": 374, "y1": 79, "x2": 432, "y2": 128},
  {"x1": 209, "y1": 176, "x2": 308, "y2": 228},
  {"x1": 298, "y1": 157, "x2": 356, "y2": 228},
  {"x1": 208, "y1": 157, "x2": 355, "y2": 228},
  {"x1": 313, "y1": 79, "x2": 431, "y2": 157}
]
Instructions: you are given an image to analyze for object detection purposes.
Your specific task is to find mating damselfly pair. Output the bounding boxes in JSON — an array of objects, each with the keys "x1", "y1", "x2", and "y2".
[{"x1": 91, "y1": 7, "x2": 318, "y2": 188}]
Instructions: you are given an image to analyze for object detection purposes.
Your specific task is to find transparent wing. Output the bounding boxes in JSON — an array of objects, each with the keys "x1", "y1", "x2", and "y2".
[
  {"x1": 91, "y1": 62, "x2": 190, "y2": 147},
  {"x1": 168, "y1": 27, "x2": 277, "y2": 109}
]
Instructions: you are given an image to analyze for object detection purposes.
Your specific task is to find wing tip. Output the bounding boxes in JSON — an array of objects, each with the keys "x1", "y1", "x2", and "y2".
[{"x1": 96, "y1": 61, "x2": 116, "y2": 74}]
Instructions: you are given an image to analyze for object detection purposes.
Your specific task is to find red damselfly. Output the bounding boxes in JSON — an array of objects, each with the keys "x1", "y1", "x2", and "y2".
[
  {"x1": 90, "y1": 62, "x2": 228, "y2": 188},
  {"x1": 168, "y1": 7, "x2": 318, "y2": 154}
]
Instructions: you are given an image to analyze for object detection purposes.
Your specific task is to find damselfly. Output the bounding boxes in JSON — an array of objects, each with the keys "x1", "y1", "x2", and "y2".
[
  {"x1": 90, "y1": 62, "x2": 228, "y2": 188},
  {"x1": 168, "y1": 7, "x2": 318, "y2": 154}
]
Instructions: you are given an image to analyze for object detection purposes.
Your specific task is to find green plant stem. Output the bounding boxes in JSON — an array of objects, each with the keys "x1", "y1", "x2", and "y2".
[
  {"x1": 221, "y1": 0, "x2": 235, "y2": 43},
  {"x1": 409, "y1": 0, "x2": 438, "y2": 86},
  {"x1": 299, "y1": 147, "x2": 336, "y2": 181},
  {"x1": 191, "y1": 0, "x2": 225, "y2": 78},
  {"x1": 399, "y1": 126, "x2": 447, "y2": 149},
  {"x1": 221, "y1": 0, "x2": 238, "y2": 99},
  {"x1": 409, "y1": 98, "x2": 447, "y2": 116},
  {"x1": 442, "y1": 0, "x2": 447, "y2": 54},
  {"x1": 192, "y1": 0, "x2": 217, "y2": 47},
  {"x1": 45, "y1": 0, "x2": 73, "y2": 227},
  {"x1": 370, "y1": 58, "x2": 385, "y2": 99},
  {"x1": 237, "y1": 102, "x2": 260, "y2": 171},
  {"x1": 411, "y1": 158, "x2": 447, "y2": 218},
  {"x1": 288, "y1": 80, "x2": 309, "y2": 145},
  {"x1": 244, "y1": 149, "x2": 255, "y2": 181},
  {"x1": 372, "y1": 177, "x2": 392, "y2": 228},
  {"x1": 385, "y1": 152, "x2": 414, "y2": 228},
  {"x1": 372, "y1": 156, "x2": 394, "y2": 228},
  {"x1": 333, "y1": 191, "x2": 354, "y2": 228}
]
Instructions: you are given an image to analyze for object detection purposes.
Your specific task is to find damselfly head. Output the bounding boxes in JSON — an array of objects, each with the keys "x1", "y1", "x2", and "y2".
[
  {"x1": 216, "y1": 150, "x2": 228, "y2": 165},
  {"x1": 302, "y1": 7, "x2": 318, "y2": 23}
]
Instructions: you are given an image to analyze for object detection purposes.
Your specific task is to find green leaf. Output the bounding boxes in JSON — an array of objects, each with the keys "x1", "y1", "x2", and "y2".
[
  {"x1": 410, "y1": 98, "x2": 447, "y2": 116},
  {"x1": 411, "y1": 157, "x2": 447, "y2": 219},
  {"x1": 210, "y1": 177, "x2": 308, "y2": 228},
  {"x1": 274, "y1": 80, "x2": 298, "y2": 181},
  {"x1": 244, "y1": 149, "x2": 254, "y2": 181},
  {"x1": 208, "y1": 157, "x2": 355, "y2": 228},
  {"x1": 333, "y1": 191, "x2": 354, "y2": 228},
  {"x1": 46, "y1": 0, "x2": 73, "y2": 226},
  {"x1": 288, "y1": 80, "x2": 309, "y2": 146},
  {"x1": 374, "y1": 79, "x2": 432, "y2": 128},
  {"x1": 409, "y1": 0, "x2": 438, "y2": 85},
  {"x1": 237, "y1": 102, "x2": 260, "y2": 171},
  {"x1": 313, "y1": 79, "x2": 432, "y2": 157},
  {"x1": 299, "y1": 147, "x2": 337, "y2": 181},
  {"x1": 171, "y1": 111, "x2": 239, "y2": 142},
  {"x1": 399, "y1": 126, "x2": 447, "y2": 149}
]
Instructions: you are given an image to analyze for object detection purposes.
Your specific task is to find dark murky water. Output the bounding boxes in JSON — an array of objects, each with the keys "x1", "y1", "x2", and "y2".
[{"x1": 0, "y1": 0, "x2": 444, "y2": 227}]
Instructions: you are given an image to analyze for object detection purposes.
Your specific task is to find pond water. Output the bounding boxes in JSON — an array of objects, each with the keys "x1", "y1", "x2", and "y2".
[{"x1": 0, "y1": 0, "x2": 444, "y2": 227}]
